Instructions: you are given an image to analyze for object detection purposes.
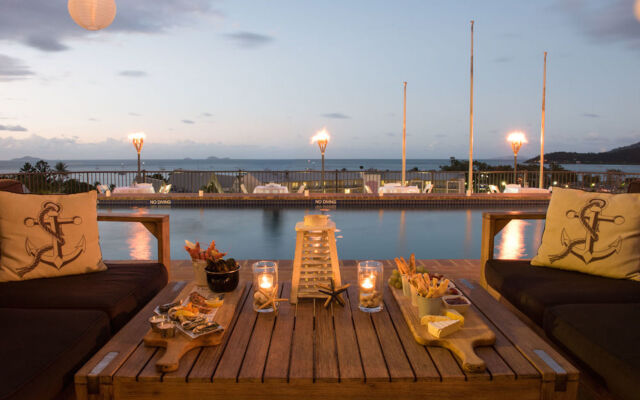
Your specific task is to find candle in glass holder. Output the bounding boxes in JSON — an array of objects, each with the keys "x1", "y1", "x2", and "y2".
[
  {"x1": 253, "y1": 261, "x2": 278, "y2": 312},
  {"x1": 358, "y1": 261, "x2": 383, "y2": 312}
]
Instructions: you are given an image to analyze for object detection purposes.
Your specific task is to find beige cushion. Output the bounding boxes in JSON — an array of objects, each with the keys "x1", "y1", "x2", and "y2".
[
  {"x1": 0, "y1": 191, "x2": 106, "y2": 282},
  {"x1": 531, "y1": 187, "x2": 640, "y2": 281}
]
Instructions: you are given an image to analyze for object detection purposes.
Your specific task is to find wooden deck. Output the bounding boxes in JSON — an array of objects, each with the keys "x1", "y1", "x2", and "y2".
[{"x1": 76, "y1": 260, "x2": 578, "y2": 400}]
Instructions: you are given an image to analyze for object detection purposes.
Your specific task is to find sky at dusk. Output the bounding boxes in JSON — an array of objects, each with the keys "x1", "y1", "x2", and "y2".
[{"x1": 0, "y1": 0, "x2": 639, "y2": 160}]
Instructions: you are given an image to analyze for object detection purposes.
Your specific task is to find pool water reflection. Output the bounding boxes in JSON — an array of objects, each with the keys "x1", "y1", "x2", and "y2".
[{"x1": 98, "y1": 207, "x2": 546, "y2": 261}]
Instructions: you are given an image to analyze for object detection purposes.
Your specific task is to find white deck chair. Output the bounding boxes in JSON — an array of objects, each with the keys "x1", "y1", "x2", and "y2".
[
  {"x1": 488, "y1": 185, "x2": 499, "y2": 193},
  {"x1": 364, "y1": 184, "x2": 373, "y2": 194},
  {"x1": 297, "y1": 183, "x2": 306, "y2": 193},
  {"x1": 240, "y1": 183, "x2": 248, "y2": 194},
  {"x1": 423, "y1": 182, "x2": 433, "y2": 193}
]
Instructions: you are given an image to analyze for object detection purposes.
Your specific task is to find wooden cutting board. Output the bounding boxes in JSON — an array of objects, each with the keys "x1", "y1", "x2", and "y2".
[
  {"x1": 390, "y1": 285, "x2": 495, "y2": 372},
  {"x1": 144, "y1": 282, "x2": 248, "y2": 372}
]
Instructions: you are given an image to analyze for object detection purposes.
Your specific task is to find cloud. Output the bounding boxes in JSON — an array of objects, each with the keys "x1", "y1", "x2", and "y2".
[
  {"x1": 385, "y1": 132, "x2": 397, "y2": 137},
  {"x1": 0, "y1": 0, "x2": 222, "y2": 52},
  {"x1": 556, "y1": 0, "x2": 640, "y2": 48},
  {"x1": 583, "y1": 112, "x2": 600, "y2": 118},
  {"x1": 182, "y1": 119, "x2": 195, "y2": 124},
  {"x1": 322, "y1": 112, "x2": 350, "y2": 119},
  {"x1": 88, "y1": 118, "x2": 98, "y2": 122},
  {"x1": 118, "y1": 70, "x2": 147, "y2": 77},
  {"x1": 129, "y1": 112, "x2": 141, "y2": 117},
  {"x1": 201, "y1": 112, "x2": 213, "y2": 117},
  {"x1": 223, "y1": 31, "x2": 274, "y2": 48},
  {"x1": 0, "y1": 124, "x2": 27, "y2": 132},
  {"x1": 492, "y1": 56, "x2": 513, "y2": 63},
  {"x1": 0, "y1": 54, "x2": 34, "y2": 81}
]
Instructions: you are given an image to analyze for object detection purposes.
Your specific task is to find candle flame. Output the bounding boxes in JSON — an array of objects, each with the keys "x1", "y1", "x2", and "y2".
[
  {"x1": 259, "y1": 274, "x2": 273, "y2": 289},
  {"x1": 361, "y1": 274, "x2": 375, "y2": 289},
  {"x1": 507, "y1": 131, "x2": 527, "y2": 145},
  {"x1": 311, "y1": 128, "x2": 330, "y2": 144}
]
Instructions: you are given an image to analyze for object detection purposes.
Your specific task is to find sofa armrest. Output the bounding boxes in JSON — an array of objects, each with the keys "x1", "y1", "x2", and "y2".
[
  {"x1": 98, "y1": 213, "x2": 171, "y2": 276},
  {"x1": 480, "y1": 211, "x2": 546, "y2": 287}
]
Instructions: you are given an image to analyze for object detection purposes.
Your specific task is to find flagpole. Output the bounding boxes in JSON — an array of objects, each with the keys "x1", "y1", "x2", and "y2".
[
  {"x1": 402, "y1": 81, "x2": 407, "y2": 186},
  {"x1": 539, "y1": 51, "x2": 547, "y2": 189},
  {"x1": 467, "y1": 20, "x2": 474, "y2": 195}
]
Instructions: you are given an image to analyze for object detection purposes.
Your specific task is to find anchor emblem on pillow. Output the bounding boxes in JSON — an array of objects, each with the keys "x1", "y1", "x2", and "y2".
[
  {"x1": 550, "y1": 198, "x2": 625, "y2": 264},
  {"x1": 18, "y1": 201, "x2": 86, "y2": 277}
]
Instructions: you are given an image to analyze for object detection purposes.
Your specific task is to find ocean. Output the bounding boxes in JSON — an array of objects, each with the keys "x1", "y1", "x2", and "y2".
[{"x1": 2, "y1": 158, "x2": 640, "y2": 174}]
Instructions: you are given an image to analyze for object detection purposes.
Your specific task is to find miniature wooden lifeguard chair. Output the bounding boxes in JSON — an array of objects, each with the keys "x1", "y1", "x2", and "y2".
[{"x1": 290, "y1": 214, "x2": 342, "y2": 304}]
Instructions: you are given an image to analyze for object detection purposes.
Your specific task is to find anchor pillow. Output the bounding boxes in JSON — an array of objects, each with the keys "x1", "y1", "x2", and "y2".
[
  {"x1": 0, "y1": 191, "x2": 106, "y2": 282},
  {"x1": 531, "y1": 187, "x2": 640, "y2": 281}
]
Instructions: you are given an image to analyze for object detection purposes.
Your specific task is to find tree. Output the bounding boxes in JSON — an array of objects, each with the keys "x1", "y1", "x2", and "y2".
[{"x1": 54, "y1": 162, "x2": 69, "y2": 173}]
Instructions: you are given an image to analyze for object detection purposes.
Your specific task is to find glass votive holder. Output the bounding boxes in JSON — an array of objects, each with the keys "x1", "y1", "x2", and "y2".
[
  {"x1": 253, "y1": 261, "x2": 278, "y2": 313},
  {"x1": 358, "y1": 260, "x2": 383, "y2": 313}
]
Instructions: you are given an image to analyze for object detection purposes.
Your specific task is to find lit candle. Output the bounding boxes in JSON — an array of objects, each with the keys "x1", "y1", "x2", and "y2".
[
  {"x1": 361, "y1": 274, "x2": 375, "y2": 291},
  {"x1": 259, "y1": 273, "x2": 274, "y2": 290},
  {"x1": 198, "y1": 190, "x2": 204, "y2": 197},
  {"x1": 105, "y1": 189, "x2": 111, "y2": 197}
]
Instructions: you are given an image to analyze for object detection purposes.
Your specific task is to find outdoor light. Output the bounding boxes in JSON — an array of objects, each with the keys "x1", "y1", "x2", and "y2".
[
  {"x1": 128, "y1": 132, "x2": 146, "y2": 182},
  {"x1": 68, "y1": 0, "x2": 117, "y2": 31},
  {"x1": 507, "y1": 131, "x2": 527, "y2": 184},
  {"x1": 311, "y1": 128, "x2": 330, "y2": 193}
]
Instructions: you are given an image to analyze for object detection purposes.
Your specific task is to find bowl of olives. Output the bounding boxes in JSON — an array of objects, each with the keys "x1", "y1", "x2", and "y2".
[{"x1": 205, "y1": 258, "x2": 240, "y2": 293}]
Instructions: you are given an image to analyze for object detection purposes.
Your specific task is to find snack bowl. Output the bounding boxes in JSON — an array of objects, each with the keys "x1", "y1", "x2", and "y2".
[
  {"x1": 206, "y1": 267, "x2": 240, "y2": 293},
  {"x1": 417, "y1": 296, "x2": 443, "y2": 318},
  {"x1": 442, "y1": 295, "x2": 471, "y2": 314}
]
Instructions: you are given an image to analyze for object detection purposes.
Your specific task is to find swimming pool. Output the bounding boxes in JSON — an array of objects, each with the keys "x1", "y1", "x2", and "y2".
[{"x1": 98, "y1": 207, "x2": 546, "y2": 261}]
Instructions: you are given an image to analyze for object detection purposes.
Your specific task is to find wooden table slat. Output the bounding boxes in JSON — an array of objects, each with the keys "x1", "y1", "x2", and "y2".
[
  {"x1": 137, "y1": 350, "x2": 163, "y2": 382},
  {"x1": 314, "y1": 300, "x2": 339, "y2": 382},
  {"x1": 112, "y1": 343, "x2": 157, "y2": 384},
  {"x1": 370, "y1": 302, "x2": 415, "y2": 382},
  {"x1": 162, "y1": 348, "x2": 201, "y2": 382},
  {"x1": 212, "y1": 281, "x2": 259, "y2": 383},
  {"x1": 188, "y1": 281, "x2": 252, "y2": 383},
  {"x1": 425, "y1": 347, "x2": 466, "y2": 382},
  {"x1": 382, "y1": 288, "x2": 441, "y2": 382},
  {"x1": 263, "y1": 283, "x2": 295, "y2": 383},
  {"x1": 288, "y1": 299, "x2": 315, "y2": 383},
  {"x1": 476, "y1": 347, "x2": 515, "y2": 381},
  {"x1": 237, "y1": 283, "x2": 282, "y2": 382},
  {"x1": 332, "y1": 285, "x2": 365, "y2": 383},
  {"x1": 347, "y1": 285, "x2": 389, "y2": 382}
]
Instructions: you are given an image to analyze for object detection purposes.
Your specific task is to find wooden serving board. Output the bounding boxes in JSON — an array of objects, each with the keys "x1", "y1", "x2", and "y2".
[
  {"x1": 144, "y1": 282, "x2": 248, "y2": 372},
  {"x1": 390, "y1": 285, "x2": 495, "y2": 372}
]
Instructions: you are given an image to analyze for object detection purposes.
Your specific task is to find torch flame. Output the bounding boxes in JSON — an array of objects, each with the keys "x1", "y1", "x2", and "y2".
[
  {"x1": 507, "y1": 131, "x2": 527, "y2": 145},
  {"x1": 128, "y1": 132, "x2": 146, "y2": 141},
  {"x1": 311, "y1": 128, "x2": 330, "y2": 144}
]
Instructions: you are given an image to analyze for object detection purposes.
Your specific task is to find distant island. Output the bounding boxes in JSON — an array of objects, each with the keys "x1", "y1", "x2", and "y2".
[{"x1": 526, "y1": 141, "x2": 640, "y2": 165}]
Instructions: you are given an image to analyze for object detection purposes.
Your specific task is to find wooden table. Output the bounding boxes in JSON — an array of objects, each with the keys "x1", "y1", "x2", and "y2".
[{"x1": 75, "y1": 260, "x2": 578, "y2": 400}]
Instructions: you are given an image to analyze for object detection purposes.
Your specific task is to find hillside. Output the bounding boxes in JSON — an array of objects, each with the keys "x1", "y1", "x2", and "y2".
[{"x1": 526, "y1": 141, "x2": 640, "y2": 164}]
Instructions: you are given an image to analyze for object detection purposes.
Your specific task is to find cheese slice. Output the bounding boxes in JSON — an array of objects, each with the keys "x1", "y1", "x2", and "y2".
[
  {"x1": 420, "y1": 315, "x2": 450, "y2": 326},
  {"x1": 444, "y1": 309, "x2": 464, "y2": 327},
  {"x1": 428, "y1": 319, "x2": 461, "y2": 338}
]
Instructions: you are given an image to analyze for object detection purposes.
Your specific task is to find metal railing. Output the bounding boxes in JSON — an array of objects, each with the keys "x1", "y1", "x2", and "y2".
[{"x1": 1, "y1": 169, "x2": 638, "y2": 194}]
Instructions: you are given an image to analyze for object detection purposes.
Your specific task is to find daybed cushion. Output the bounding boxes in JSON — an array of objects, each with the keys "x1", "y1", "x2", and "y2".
[
  {"x1": 0, "y1": 308, "x2": 110, "y2": 400},
  {"x1": 485, "y1": 259, "x2": 640, "y2": 325},
  {"x1": 544, "y1": 303, "x2": 640, "y2": 400},
  {"x1": 0, "y1": 262, "x2": 168, "y2": 331}
]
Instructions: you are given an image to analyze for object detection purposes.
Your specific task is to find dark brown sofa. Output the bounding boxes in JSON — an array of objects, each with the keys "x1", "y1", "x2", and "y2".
[
  {"x1": 481, "y1": 188, "x2": 640, "y2": 400},
  {"x1": 0, "y1": 182, "x2": 171, "y2": 400}
]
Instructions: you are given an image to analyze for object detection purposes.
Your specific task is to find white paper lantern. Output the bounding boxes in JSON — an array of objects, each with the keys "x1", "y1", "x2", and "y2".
[{"x1": 68, "y1": 0, "x2": 117, "y2": 31}]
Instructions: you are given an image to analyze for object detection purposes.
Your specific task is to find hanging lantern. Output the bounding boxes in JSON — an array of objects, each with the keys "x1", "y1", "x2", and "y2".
[{"x1": 68, "y1": 0, "x2": 117, "y2": 31}]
